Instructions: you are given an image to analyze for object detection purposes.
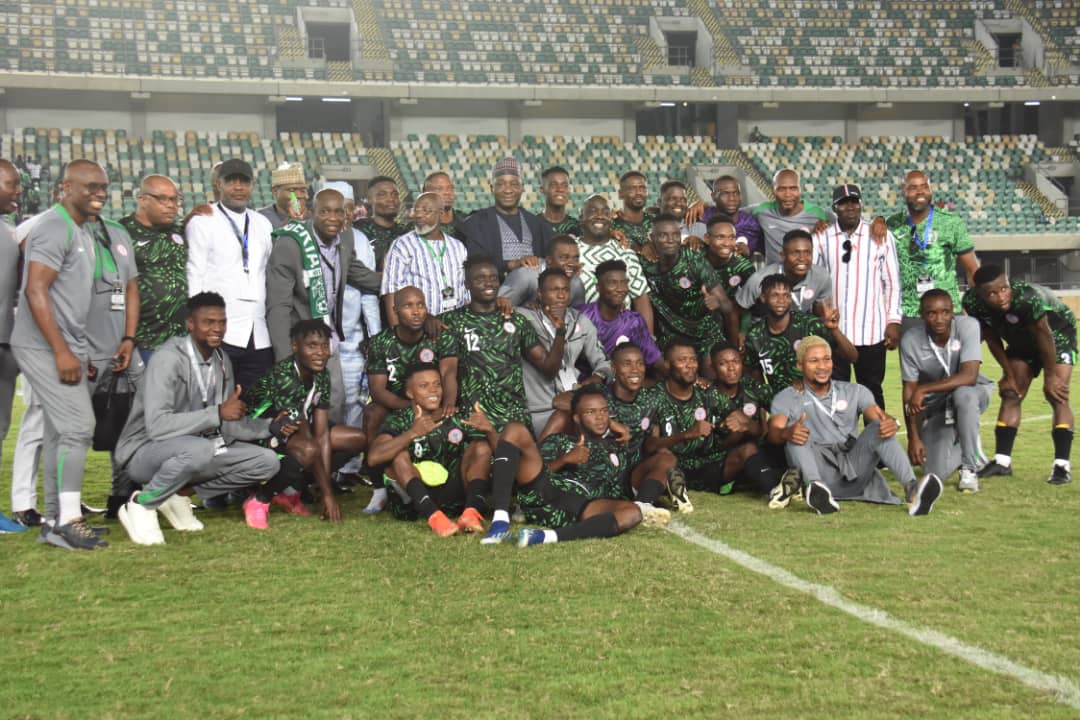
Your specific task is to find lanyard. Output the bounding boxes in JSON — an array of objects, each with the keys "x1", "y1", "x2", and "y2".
[
  {"x1": 92, "y1": 220, "x2": 118, "y2": 283},
  {"x1": 218, "y1": 203, "x2": 250, "y2": 272},
  {"x1": 294, "y1": 361, "x2": 318, "y2": 420},
  {"x1": 908, "y1": 206, "x2": 934, "y2": 253},
  {"x1": 419, "y1": 233, "x2": 448, "y2": 284},
  {"x1": 927, "y1": 330, "x2": 953, "y2": 375},
  {"x1": 317, "y1": 242, "x2": 339, "y2": 321},
  {"x1": 808, "y1": 386, "x2": 837, "y2": 419},
  {"x1": 186, "y1": 338, "x2": 216, "y2": 408}
]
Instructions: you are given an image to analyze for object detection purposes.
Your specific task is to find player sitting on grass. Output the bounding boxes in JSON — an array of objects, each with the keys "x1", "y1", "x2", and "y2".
[
  {"x1": 901, "y1": 290, "x2": 993, "y2": 493},
  {"x1": 543, "y1": 341, "x2": 690, "y2": 513},
  {"x1": 646, "y1": 338, "x2": 781, "y2": 498},
  {"x1": 242, "y1": 320, "x2": 367, "y2": 528},
  {"x1": 363, "y1": 285, "x2": 458, "y2": 513},
  {"x1": 517, "y1": 386, "x2": 669, "y2": 547},
  {"x1": 767, "y1": 335, "x2": 942, "y2": 516},
  {"x1": 963, "y1": 266, "x2": 1076, "y2": 485}
]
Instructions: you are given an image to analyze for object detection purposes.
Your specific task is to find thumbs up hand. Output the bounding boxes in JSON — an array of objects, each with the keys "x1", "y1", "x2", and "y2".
[
  {"x1": 219, "y1": 384, "x2": 247, "y2": 422},
  {"x1": 563, "y1": 433, "x2": 591, "y2": 466},
  {"x1": 788, "y1": 412, "x2": 810, "y2": 446}
]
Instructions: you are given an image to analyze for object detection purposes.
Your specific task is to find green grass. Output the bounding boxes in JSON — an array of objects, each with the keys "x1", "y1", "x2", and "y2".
[{"x1": 2, "y1": 349, "x2": 1078, "y2": 719}]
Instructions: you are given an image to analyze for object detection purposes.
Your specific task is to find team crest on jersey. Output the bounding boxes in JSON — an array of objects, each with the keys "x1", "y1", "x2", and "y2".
[
  {"x1": 743, "y1": 403, "x2": 757, "y2": 416},
  {"x1": 678, "y1": 276, "x2": 691, "y2": 289},
  {"x1": 801, "y1": 287, "x2": 814, "y2": 301},
  {"x1": 419, "y1": 348, "x2": 435, "y2": 363},
  {"x1": 792, "y1": 339, "x2": 802, "y2": 351},
  {"x1": 640, "y1": 417, "x2": 650, "y2": 431},
  {"x1": 729, "y1": 275, "x2": 742, "y2": 287},
  {"x1": 694, "y1": 407, "x2": 707, "y2": 421},
  {"x1": 949, "y1": 339, "x2": 961, "y2": 352},
  {"x1": 835, "y1": 399, "x2": 848, "y2": 412},
  {"x1": 1005, "y1": 313, "x2": 1019, "y2": 324},
  {"x1": 448, "y1": 428, "x2": 464, "y2": 444},
  {"x1": 116, "y1": 244, "x2": 128, "y2": 257},
  {"x1": 609, "y1": 452, "x2": 620, "y2": 467},
  {"x1": 503, "y1": 321, "x2": 516, "y2": 334},
  {"x1": 171, "y1": 233, "x2": 184, "y2": 245}
]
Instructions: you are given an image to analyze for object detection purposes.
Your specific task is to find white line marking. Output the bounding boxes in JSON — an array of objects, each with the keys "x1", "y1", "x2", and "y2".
[
  {"x1": 666, "y1": 521, "x2": 1080, "y2": 710},
  {"x1": 896, "y1": 413, "x2": 1055, "y2": 437}
]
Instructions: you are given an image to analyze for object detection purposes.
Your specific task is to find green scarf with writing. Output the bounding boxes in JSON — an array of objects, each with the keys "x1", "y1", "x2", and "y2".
[{"x1": 274, "y1": 221, "x2": 329, "y2": 321}]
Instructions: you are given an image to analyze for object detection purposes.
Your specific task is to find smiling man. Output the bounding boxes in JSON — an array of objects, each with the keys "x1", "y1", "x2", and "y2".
[
  {"x1": 498, "y1": 234, "x2": 585, "y2": 308},
  {"x1": 751, "y1": 169, "x2": 833, "y2": 264},
  {"x1": 463, "y1": 157, "x2": 552, "y2": 277},
  {"x1": 11, "y1": 160, "x2": 119, "y2": 549},
  {"x1": 737, "y1": 229, "x2": 832, "y2": 318},
  {"x1": 537, "y1": 166, "x2": 580, "y2": 237}
]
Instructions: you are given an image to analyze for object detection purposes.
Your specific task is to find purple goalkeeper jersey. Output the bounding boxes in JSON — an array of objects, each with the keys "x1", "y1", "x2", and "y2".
[
  {"x1": 702, "y1": 207, "x2": 764, "y2": 256},
  {"x1": 578, "y1": 302, "x2": 662, "y2": 366}
]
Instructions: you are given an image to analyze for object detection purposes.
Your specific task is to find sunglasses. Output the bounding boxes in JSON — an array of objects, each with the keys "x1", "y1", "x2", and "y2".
[{"x1": 842, "y1": 239, "x2": 853, "y2": 264}]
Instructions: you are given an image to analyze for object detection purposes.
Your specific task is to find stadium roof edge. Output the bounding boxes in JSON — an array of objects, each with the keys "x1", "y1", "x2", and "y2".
[{"x1": 2, "y1": 73, "x2": 1079, "y2": 103}]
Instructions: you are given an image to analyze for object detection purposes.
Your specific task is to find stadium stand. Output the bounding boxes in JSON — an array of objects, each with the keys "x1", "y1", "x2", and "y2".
[
  {"x1": 1029, "y1": 0, "x2": 1080, "y2": 66},
  {"x1": 742, "y1": 134, "x2": 1080, "y2": 234},
  {"x1": 0, "y1": 128, "x2": 370, "y2": 213}
]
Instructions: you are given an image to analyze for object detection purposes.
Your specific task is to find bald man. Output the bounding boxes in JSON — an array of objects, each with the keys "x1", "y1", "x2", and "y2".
[
  {"x1": 750, "y1": 169, "x2": 833, "y2": 264},
  {"x1": 11, "y1": 160, "x2": 120, "y2": 549},
  {"x1": 886, "y1": 170, "x2": 979, "y2": 328},
  {"x1": 120, "y1": 175, "x2": 187, "y2": 361},
  {"x1": 266, "y1": 187, "x2": 381, "y2": 422},
  {"x1": 0, "y1": 160, "x2": 23, "y2": 531}
]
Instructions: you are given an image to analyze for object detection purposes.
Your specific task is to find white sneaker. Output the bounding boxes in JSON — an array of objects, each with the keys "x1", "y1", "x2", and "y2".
[
  {"x1": 118, "y1": 496, "x2": 165, "y2": 545},
  {"x1": 362, "y1": 487, "x2": 388, "y2": 515},
  {"x1": 634, "y1": 501, "x2": 671, "y2": 527},
  {"x1": 159, "y1": 493, "x2": 204, "y2": 531},
  {"x1": 957, "y1": 467, "x2": 980, "y2": 494}
]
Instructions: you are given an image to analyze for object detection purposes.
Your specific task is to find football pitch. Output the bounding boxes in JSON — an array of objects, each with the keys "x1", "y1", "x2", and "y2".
[{"x1": 1, "y1": 349, "x2": 1078, "y2": 719}]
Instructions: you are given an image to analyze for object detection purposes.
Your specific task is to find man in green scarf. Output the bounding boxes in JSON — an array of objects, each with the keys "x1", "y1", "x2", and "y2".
[{"x1": 266, "y1": 188, "x2": 382, "y2": 423}]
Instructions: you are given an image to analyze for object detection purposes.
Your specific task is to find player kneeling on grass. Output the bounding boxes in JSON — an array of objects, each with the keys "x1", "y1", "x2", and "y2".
[
  {"x1": 113, "y1": 293, "x2": 284, "y2": 545},
  {"x1": 962, "y1": 266, "x2": 1077, "y2": 485},
  {"x1": 542, "y1": 341, "x2": 690, "y2": 514},
  {"x1": 767, "y1": 335, "x2": 942, "y2": 516},
  {"x1": 242, "y1": 320, "x2": 367, "y2": 528},
  {"x1": 901, "y1": 290, "x2": 993, "y2": 493},
  {"x1": 645, "y1": 339, "x2": 781, "y2": 498},
  {"x1": 517, "y1": 386, "x2": 669, "y2": 547}
]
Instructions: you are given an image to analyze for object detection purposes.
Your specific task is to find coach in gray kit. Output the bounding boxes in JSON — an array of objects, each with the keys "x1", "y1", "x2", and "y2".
[
  {"x1": 767, "y1": 335, "x2": 942, "y2": 516},
  {"x1": 901, "y1": 289, "x2": 992, "y2": 494},
  {"x1": 11, "y1": 160, "x2": 113, "y2": 550},
  {"x1": 114, "y1": 292, "x2": 281, "y2": 546},
  {"x1": 0, "y1": 160, "x2": 21, "y2": 490}
]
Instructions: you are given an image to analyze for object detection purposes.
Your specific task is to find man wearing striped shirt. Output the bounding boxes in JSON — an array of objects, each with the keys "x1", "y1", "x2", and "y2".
[
  {"x1": 381, "y1": 192, "x2": 469, "y2": 326},
  {"x1": 813, "y1": 184, "x2": 901, "y2": 410}
]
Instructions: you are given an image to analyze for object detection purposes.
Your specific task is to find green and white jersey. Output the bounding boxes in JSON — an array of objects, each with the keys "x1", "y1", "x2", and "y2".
[
  {"x1": 611, "y1": 211, "x2": 654, "y2": 249},
  {"x1": 710, "y1": 253, "x2": 756, "y2": 301},
  {"x1": 642, "y1": 247, "x2": 727, "y2": 349},
  {"x1": 717, "y1": 376, "x2": 774, "y2": 420},
  {"x1": 541, "y1": 432, "x2": 627, "y2": 501},
  {"x1": 355, "y1": 218, "x2": 409, "y2": 270},
  {"x1": 381, "y1": 406, "x2": 486, "y2": 475},
  {"x1": 650, "y1": 383, "x2": 733, "y2": 470},
  {"x1": 245, "y1": 356, "x2": 331, "y2": 447},
  {"x1": 962, "y1": 280, "x2": 1078, "y2": 361},
  {"x1": 365, "y1": 326, "x2": 457, "y2": 399},
  {"x1": 599, "y1": 382, "x2": 664, "y2": 465},
  {"x1": 886, "y1": 207, "x2": 974, "y2": 317},
  {"x1": 744, "y1": 311, "x2": 833, "y2": 390},
  {"x1": 120, "y1": 215, "x2": 188, "y2": 350},
  {"x1": 441, "y1": 305, "x2": 542, "y2": 428},
  {"x1": 539, "y1": 213, "x2": 580, "y2": 238}
]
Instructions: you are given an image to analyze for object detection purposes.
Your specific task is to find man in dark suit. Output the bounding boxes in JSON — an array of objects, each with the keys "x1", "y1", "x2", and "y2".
[
  {"x1": 266, "y1": 188, "x2": 381, "y2": 422},
  {"x1": 462, "y1": 157, "x2": 552, "y2": 277}
]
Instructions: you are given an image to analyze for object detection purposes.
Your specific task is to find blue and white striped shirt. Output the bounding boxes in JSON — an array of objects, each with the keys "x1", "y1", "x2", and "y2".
[{"x1": 381, "y1": 229, "x2": 470, "y2": 316}]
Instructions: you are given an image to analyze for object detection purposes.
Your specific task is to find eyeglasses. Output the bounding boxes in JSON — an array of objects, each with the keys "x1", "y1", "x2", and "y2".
[
  {"x1": 143, "y1": 193, "x2": 182, "y2": 207},
  {"x1": 841, "y1": 239, "x2": 853, "y2": 264}
]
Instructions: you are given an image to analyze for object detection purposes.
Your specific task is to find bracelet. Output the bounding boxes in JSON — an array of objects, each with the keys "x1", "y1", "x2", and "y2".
[{"x1": 121, "y1": 335, "x2": 137, "y2": 346}]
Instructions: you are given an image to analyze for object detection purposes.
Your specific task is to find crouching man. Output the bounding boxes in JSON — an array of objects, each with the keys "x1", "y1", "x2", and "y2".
[{"x1": 113, "y1": 293, "x2": 283, "y2": 545}]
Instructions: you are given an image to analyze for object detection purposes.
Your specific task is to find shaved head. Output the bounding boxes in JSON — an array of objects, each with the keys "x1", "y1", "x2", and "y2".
[
  {"x1": 393, "y1": 285, "x2": 424, "y2": 309},
  {"x1": 62, "y1": 160, "x2": 108, "y2": 222}
]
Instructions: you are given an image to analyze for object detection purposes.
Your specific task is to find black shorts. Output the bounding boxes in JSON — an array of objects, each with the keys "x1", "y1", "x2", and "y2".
[
  {"x1": 384, "y1": 470, "x2": 465, "y2": 521},
  {"x1": 1005, "y1": 325, "x2": 1077, "y2": 377},
  {"x1": 516, "y1": 468, "x2": 592, "y2": 528},
  {"x1": 683, "y1": 458, "x2": 728, "y2": 493}
]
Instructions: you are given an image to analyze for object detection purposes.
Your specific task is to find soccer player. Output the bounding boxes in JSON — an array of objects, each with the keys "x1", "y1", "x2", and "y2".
[
  {"x1": 767, "y1": 336, "x2": 942, "y2": 516},
  {"x1": 114, "y1": 293, "x2": 284, "y2": 545},
  {"x1": 657, "y1": 180, "x2": 698, "y2": 240},
  {"x1": 544, "y1": 341, "x2": 690, "y2": 513},
  {"x1": 517, "y1": 386, "x2": 668, "y2": 547},
  {"x1": 641, "y1": 212, "x2": 739, "y2": 359},
  {"x1": 578, "y1": 260, "x2": 662, "y2": 370},
  {"x1": 243, "y1": 320, "x2": 368, "y2": 527},
  {"x1": 647, "y1": 339, "x2": 779, "y2": 497},
  {"x1": 611, "y1": 170, "x2": 653, "y2": 249},
  {"x1": 537, "y1": 166, "x2": 580, "y2": 237},
  {"x1": 702, "y1": 214, "x2": 755, "y2": 302},
  {"x1": 694, "y1": 175, "x2": 763, "y2": 257},
  {"x1": 901, "y1": 290, "x2": 993, "y2": 493},
  {"x1": 440, "y1": 255, "x2": 565, "y2": 431},
  {"x1": 886, "y1": 170, "x2": 979, "y2": 328},
  {"x1": 498, "y1": 234, "x2": 586, "y2": 308},
  {"x1": 751, "y1": 169, "x2": 833, "y2": 264},
  {"x1": 963, "y1": 266, "x2": 1076, "y2": 484},
  {"x1": 519, "y1": 268, "x2": 611, "y2": 436},
  {"x1": 744, "y1": 274, "x2": 857, "y2": 390},
  {"x1": 354, "y1": 175, "x2": 409, "y2": 270},
  {"x1": 737, "y1": 229, "x2": 832, "y2": 317},
  {"x1": 364, "y1": 285, "x2": 458, "y2": 512}
]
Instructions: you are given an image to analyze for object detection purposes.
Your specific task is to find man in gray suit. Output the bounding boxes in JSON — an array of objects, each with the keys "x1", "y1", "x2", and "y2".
[{"x1": 266, "y1": 188, "x2": 381, "y2": 422}]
